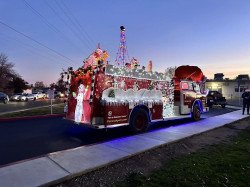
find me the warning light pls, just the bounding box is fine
[181,82,189,90]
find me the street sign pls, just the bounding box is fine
[47,89,55,100]
[47,89,55,114]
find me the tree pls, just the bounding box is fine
[34,81,45,89]
[56,78,67,92]
[49,83,56,89]
[0,53,28,94]
[0,53,14,92]
[8,77,28,93]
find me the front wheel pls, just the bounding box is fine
[192,105,201,121]
[129,108,149,133]
[3,99,8,104]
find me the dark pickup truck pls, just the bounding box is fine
[207,91,227,108]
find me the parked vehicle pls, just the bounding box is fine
[18,93,36,101]
[32,92,46,100]
[10,93,23,101]
[42,91,48,99]
[54,91,65,98]
[65,59,209,132]
[0,92,9,104]
[207,91,227,108]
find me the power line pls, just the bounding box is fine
[0,20,75,65]
[60,0,95,48]
[45,0,91,52]
[54,0,93,50]
[23,0,59,33]
[23,0,84,53]
[0,32,70,67]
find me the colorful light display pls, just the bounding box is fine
[62,26,208,128]
[115,26,130,66]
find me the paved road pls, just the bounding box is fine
[0,107,238,167]
[0,99,64,114]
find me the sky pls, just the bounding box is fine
[1,0,250,85]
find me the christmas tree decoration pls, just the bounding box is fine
[115,26,130,66]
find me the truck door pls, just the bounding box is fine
[180,81,193,115]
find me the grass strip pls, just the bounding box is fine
[0,104,64,118]
[116,129,250,187]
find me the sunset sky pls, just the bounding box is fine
[1,0,250,85]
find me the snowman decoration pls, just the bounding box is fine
[75,84,86,123]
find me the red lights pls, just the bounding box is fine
[181,82,189,90]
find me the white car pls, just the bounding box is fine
[10,93,24,101]
[18,93,36,101]
[32,92,46,99]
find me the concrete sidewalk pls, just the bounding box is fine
[0,110,248,187]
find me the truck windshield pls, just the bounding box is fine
[192,83,200,93]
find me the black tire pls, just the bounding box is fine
[221,104,226,108]
[3,99,8,104]
[33,97,36,101]
[192,104,201,121]
[129,108,149,133]
[25,98,28,102]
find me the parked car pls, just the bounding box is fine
[42,91,48,99]
[0,92,9,104]
[18,93,36,101]
[32,92,46,100]
[54,91,65,98]
[10,93,24,101]
[207,91,227,108]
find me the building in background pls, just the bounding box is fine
[206,74,250,99]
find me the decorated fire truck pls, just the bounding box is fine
[64,46,209,133]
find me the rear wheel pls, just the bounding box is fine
[129,108,149,133]
[192,104,201,121]
[3,99,8,104]
[221,104,226,108]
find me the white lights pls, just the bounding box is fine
[105,64,171,81]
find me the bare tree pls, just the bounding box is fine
[0,53,28,94]
[0,53,15,92]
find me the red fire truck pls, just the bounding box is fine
[65,60,209,133]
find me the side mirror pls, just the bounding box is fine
[204,89,209,96]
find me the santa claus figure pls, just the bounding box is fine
[75,84,86,123]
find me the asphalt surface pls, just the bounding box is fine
[0,99,64,114]
[0,107,238,167]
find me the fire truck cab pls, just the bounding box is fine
[65,63,209,133]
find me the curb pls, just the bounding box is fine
[0,114,65,122]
